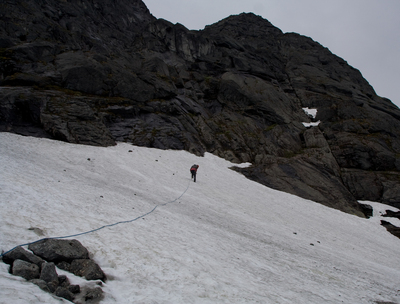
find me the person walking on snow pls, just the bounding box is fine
[190,164,199,182]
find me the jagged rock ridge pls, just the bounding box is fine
[1,0,400,216]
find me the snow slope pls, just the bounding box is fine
[1,132,400,304]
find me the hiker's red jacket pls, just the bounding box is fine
[190,165,199,172]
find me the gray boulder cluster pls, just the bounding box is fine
[1,0,400,217]
[2,239,105,303]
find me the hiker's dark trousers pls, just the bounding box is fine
[191,171,196,182]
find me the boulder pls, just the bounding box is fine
[70,259,106,282]
[74,286,104,304]
[58,274,70,287]
[2,246,45,267]
[68,284,81,294]
[28,239,89,262]
[11,259,40,280]
[55,286,75,302]
[56,261,71,272]
[39,262,59,284]
[30,279,51,293]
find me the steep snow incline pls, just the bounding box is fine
[1,132,400,304]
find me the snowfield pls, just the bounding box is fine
[1,132,400,304]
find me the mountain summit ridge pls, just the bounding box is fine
[1,0,400,215]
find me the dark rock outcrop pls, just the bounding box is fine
[381,220,400,239]
[1,0,400,215]
[383,210,400,219]
[359,203,374,218]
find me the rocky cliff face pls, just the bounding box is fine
[1,0,400,216]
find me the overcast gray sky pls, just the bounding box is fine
[143,0,400,108]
